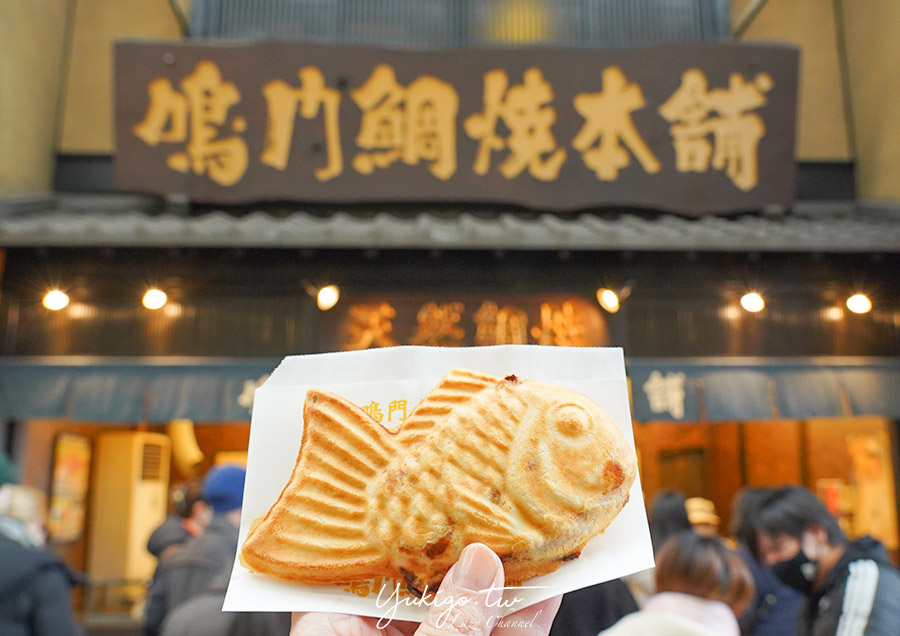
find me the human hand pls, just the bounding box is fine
[290,543,562,636]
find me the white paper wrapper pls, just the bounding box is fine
[224,345,653,622]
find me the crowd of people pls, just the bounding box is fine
[2,444,899,636]
[289,485,900,636]
[549,487,900,636]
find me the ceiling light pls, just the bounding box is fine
[740,292,765,313]
[846,293,872,314]
[316,284,340,311]
[823,306,844,321]
[596,288,620,313]
[43,290,69,311]
[143,288,168,310]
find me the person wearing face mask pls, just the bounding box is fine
[730,487,802,636]
[755,486,900,636]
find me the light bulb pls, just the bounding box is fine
[846,293,872,314]
[740,292,765,313]
[143,288,168,310]
[42,290,69,311]
[317,285,340,311]
[596,288,620,313]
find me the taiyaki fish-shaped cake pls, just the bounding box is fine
[240,368,637,594]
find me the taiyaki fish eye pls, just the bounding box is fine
[553,403,592,438]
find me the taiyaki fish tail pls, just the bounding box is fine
[240,389,396,583]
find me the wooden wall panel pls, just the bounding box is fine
[634,421,708,504]
[634,421,743,535]
[708,422,743,535]
[804,416,898,555]
[742,419,804,486]
[804,416,887,486]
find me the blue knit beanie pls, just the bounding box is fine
[203,464,246,513]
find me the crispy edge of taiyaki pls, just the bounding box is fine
[239,389,396,583]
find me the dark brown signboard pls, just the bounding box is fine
[115,40,798,215]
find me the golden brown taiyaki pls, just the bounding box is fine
[239,368,637,593]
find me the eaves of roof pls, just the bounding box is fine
[0,195,898,252]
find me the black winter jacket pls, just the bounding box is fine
[143,515,238,636]
[799,536,900,636]
[549,579,638,636]
[159,560,290,636]
[0,534,84,636]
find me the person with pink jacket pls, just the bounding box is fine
[600,531,755,636]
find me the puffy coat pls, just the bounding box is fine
[160,560,290,636]
[0,534,84,636]
[798,536,900,636]
[143,515,238,636]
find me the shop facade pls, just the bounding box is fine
[1,0,899,624]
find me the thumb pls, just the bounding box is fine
[415,543,504,636]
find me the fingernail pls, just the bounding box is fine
[453,543,500,592]
[530,596,563,632]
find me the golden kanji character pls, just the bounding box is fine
[343,302,398,350]
[261,67,342,181]
[657,69,712,173]
[409,302,465,347]
[473,301,529,345]
[659,69,772,191]
[388,400,407,422]
[530,301,587,346]
[132,79,187,145]
[342,580,372,597]
[464,68,566,180]
[352,65,458,180]
[133,61,248,186]
[362,401,384,422]
[572,66,661,180]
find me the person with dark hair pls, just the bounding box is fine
[143,465,246,636]
[730,487,802,636]
[601,531,755,636]
[626,490,694,606]
[159,559,290,636]
[146,480,211,563]
[755,485,900,636]
[142,480,212,635]
[649,491,694,552]
[143,464,290,636]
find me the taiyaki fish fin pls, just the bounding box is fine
[398,368,502,446]
[240,389,396,583]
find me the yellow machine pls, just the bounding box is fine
[87,431,170,584]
